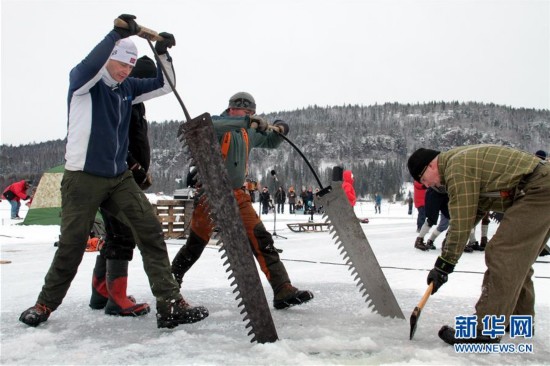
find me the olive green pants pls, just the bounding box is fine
[475,162,550,325]
[37,170,181,310]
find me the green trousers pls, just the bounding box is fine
[37,170,181,310]
[475,162,550,325]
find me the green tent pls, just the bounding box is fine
[22,165,64,225]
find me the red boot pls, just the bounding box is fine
[89,255,108,309]
[105,259,150,316]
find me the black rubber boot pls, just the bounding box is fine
[104,259,150,317]
[171,231,207,287]
[439,325,501,345]
[464,242,475,253]
[89,255,108,309]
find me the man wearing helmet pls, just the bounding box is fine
[171,92,314,310]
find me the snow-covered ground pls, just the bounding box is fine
[1,198,549,365]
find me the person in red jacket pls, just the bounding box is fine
[342,170,357,207]
[413,180,427,232]
[2,180,33,219]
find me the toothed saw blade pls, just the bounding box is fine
[315,183,405,319]
[180,113,279,343]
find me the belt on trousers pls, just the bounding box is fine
[480,189,515,199]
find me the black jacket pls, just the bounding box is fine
[259,191,271,204]
[127,103,150,172]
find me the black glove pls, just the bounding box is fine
[250,116,268,132]
[155,32,176,55]
[131,164,148,187]
[114,14,140,38]
[427,256,455,294]
[139,173,153,190]
[273,120,289,135]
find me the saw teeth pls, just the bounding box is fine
[184,118,279,342]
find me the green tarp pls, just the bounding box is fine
[22,165,64,226]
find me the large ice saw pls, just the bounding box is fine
[115,17,279,343]
[277,133,404,320]
[315,167,404,319]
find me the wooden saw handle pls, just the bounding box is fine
[114,18,164,42]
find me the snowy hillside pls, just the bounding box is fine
[1,199,549,365]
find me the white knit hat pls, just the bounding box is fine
[110,38,138,66]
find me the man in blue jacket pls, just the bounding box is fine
[20,14,208,329]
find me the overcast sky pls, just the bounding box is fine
[1,0,549,146]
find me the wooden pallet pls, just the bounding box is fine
[153,199,194,239]
[287,222,331,232]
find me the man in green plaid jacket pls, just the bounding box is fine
[408,144,549,345]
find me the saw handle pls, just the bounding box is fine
[114,18,164,42]
[266,124,285,134]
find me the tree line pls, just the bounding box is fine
[2,101,548,200]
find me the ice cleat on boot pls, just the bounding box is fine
[19,303,52,327]
[438,325,501,345]
[273,284,314,310]
[104,259,150,317]
[156,298,209,329]
[426,239,436,250]
[414,237,429,251]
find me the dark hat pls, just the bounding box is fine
[25,179,33,185]
[407,148,441,181]
[130,55,157,79]
[535,150,547,159]
[228,92,256,112]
